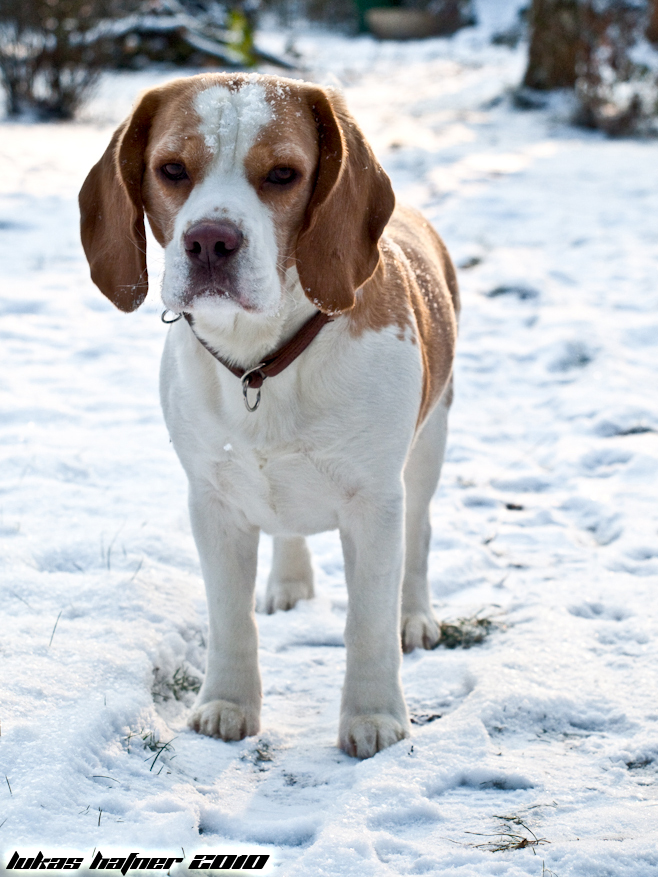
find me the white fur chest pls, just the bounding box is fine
[206,441,342,535]
[159,316,422,537]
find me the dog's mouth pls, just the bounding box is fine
[161,244,282,318]
[179,283,263,314]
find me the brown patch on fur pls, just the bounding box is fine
[348,241,414,341]
[294,87,396,315]
[243,98,319,282]
[79,100,153,312]
[236,75,396,314]
[348,205,459,425]
[79,77,207,311]
[142,81,213,246]
[442,375,454,409]
[240,77,396,314]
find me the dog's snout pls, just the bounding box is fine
[184,221,244,267]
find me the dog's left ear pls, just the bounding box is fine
[79,90,160,312]
[296,88,395,315]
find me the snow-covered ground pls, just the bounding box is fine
[2,7,658,876]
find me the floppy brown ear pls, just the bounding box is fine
[79,91,160,312]
[296,88,395,315]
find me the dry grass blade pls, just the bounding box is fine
[466,815,549,853]
[48,610,63,648]
[145,735,178,772]
[121,728,177,772]
[410,712,442,725]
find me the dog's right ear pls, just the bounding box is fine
[79,91,161,312]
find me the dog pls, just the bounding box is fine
[79,73,459,759]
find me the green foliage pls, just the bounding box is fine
[152,663,202,703]
[438,611,500,649]
[225,7,255,64]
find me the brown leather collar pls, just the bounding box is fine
[183,310,333,411]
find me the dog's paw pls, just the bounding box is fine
[265,579,313,614]
[188,700,259,741]
[401,611,440,653]
[339,714,410,759]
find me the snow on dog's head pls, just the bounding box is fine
[79,73,395,319]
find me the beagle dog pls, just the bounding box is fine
[79,73,459,759]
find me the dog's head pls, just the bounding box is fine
[79,74,395,320]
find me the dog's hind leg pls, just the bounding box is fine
[265,536,315,614]
[400,387,451,652]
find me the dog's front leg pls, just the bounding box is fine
[339,493,410,758]
[187,484,261,741]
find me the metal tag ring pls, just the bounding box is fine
[241,365,266,413]
[243,383,261,412]
[161,309,183,324]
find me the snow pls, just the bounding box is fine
[2,8,658,876]
[194,81,273,154]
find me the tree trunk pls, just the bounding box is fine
[523,0,581,90]
[648,0,658,43]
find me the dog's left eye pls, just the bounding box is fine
[266,167,297,185]
[161,163,188,181]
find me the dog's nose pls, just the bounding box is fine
[184,221,244,267]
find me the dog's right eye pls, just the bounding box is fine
[266,167,297,185]
[161,163,188,181]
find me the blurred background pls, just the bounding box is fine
[2,0,658,134]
